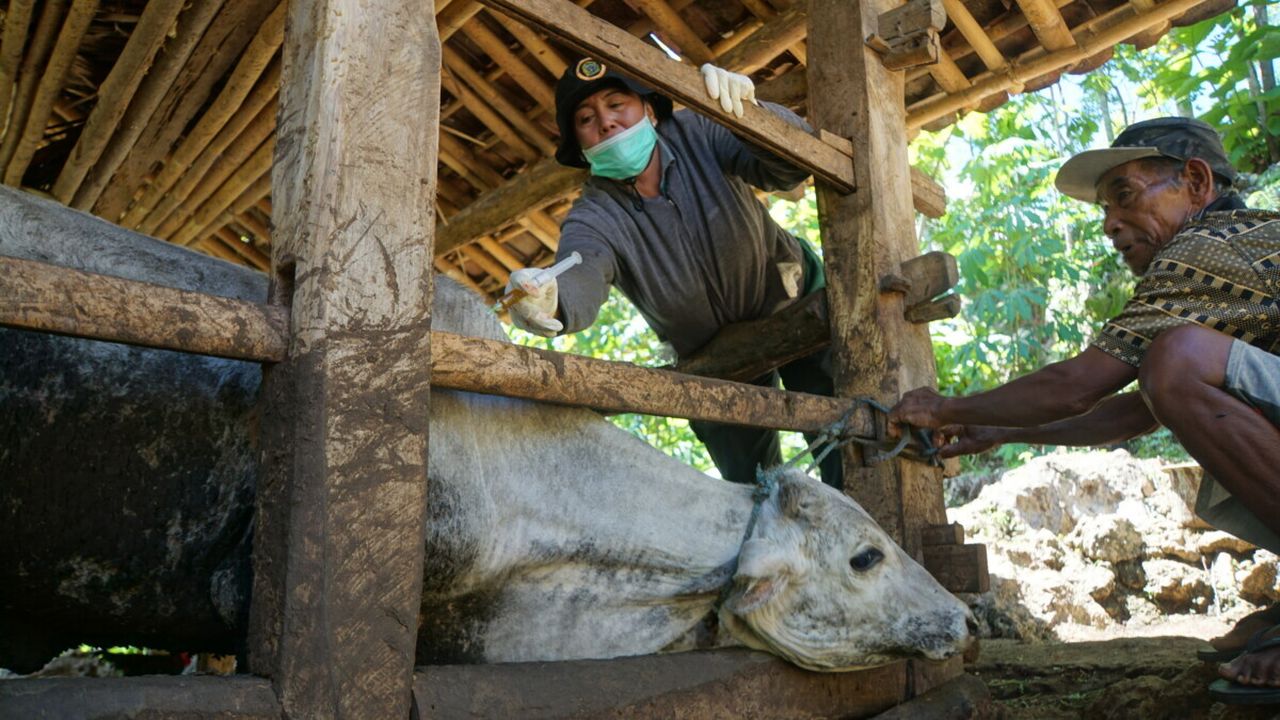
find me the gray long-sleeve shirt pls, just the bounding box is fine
[555,102,815,357]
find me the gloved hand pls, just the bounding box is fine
[506,268,563,337]
[700,63,757,118]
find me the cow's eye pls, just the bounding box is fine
[849,547,884,572]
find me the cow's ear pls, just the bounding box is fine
[733,539,791,613]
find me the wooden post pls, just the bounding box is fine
[807,0,948,559]
[246,1,441,719]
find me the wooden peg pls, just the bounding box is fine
[865,0,947,71]
[899,251,958,307]
[905,294,962,324]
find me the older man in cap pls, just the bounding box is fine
[889,117,1280,704]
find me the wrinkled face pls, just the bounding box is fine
[572,85,655,151]
[719,472,974,671]
[1096,160,1200,276]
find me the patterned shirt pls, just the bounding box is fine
[1092,209,1280,367]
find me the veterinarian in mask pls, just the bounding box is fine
[506,57,842,490]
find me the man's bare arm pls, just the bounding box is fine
[937,392,1159,458]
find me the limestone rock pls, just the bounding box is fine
[1238,554,1279,606]
[1068,515,1143,563]
[1143,559,1212,613]
[1198,531,1256,556]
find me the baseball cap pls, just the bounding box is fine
[554,57,673,168]
[1055,117,1237,203]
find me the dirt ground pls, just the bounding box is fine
[970,630,1279,719]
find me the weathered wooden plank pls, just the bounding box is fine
[432,330,875,434]
[920,522,965,546]
[905,294,961,324]
[899,251,958,307]
[868,673,995,720]
[675,290,828,382]
[414,649,910,719]
[51,0,186,204]
[922,544,990,594]
[809,0,948,570]
[0,255,287,361]
[244,1,440,719]
[477,0,856,192]
[0,676,281,720]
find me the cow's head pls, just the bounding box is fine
[718,470,974,671]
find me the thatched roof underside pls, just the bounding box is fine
[0,0,1236,305]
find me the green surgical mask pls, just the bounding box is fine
[583,118,658,180]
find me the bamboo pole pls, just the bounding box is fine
[458,246,511,285]
[442,47,555,155]
[907,0,1204,130]
[461,18,556,112]
[51,0,185,204]
[475,236,523,271]
[485,9,568,77]
[0,0,68,177]
[438,0,483,40]
[714,4,806,75]
[3,0,99,186]
[70,0,226,210]
[629,0,715,65]
[173,138,273,246]
[939,0,1006,71]
[441,65,539,163]
[435,256,488,297]
[0,0,36,139]
[120,1,285,230]
[909,0,1072,85]
[142,68,279,236]
[1013,0,1077,51]
[153,103,276,239]
[214,226,271,271]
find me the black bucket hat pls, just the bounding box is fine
[1056,117,1237,202]
[554,58,673,168]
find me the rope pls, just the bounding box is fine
[713,397,938,612]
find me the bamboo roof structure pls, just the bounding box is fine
[0,0,1237,306]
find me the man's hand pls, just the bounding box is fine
[700,64,756,118]
[934,424,1006,458]
[888,387,948,434]
[506,269,562,337]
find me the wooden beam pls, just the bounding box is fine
[436,157,585,256]
[120,0,286,230]
[431,331,877,434]
[0,0,36,143]
[2,0,98,187]
[910,166,947,218]
[0,255,288,361]
[91,0,279,222]
[908,0,1203,129]
[675,290,828,382]
[922,543,990,594]
[70,0,226,211]
[150,93,278,238]
[245,2,439,719]
[476,0,856,192]
[809,0,948,568]
[920,522,966,546]
[51,0,186,204]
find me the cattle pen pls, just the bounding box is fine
[0,0,1237,717]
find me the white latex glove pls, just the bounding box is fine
[700,63,757,118]
[506,268,562,337]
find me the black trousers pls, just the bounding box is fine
[689,348,843,490]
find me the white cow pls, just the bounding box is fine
[421,278,974,669]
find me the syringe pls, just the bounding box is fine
[492,251,583,313]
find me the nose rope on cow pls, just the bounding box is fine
[714,397,938,612]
